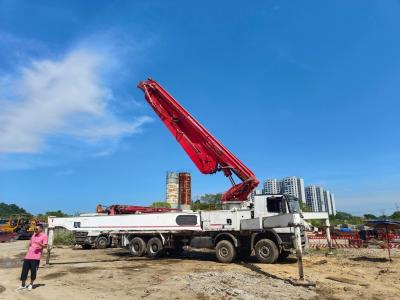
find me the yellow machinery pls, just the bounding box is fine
[0,215,37,235]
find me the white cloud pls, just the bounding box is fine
[0,48,151,154]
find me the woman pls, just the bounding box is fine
[16,224,48,291]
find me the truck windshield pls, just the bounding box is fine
[286,197,300,213]
[266,197,287,213]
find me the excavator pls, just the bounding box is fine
[0,215,37,239]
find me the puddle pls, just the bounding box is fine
[0,284,5,294]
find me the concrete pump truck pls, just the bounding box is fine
[48,79,308,263]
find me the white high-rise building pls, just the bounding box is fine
[329,192,336,216]
[262,177,336,213]
[282,176,306,203]
[263,179,282,194]
[305,186,319,212]
[263,177,305,203]
[315,186,326,212]
[324,190,332,214]
[297,178,306,204]
[306,186,336,215]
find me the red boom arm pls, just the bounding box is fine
[138,79,259,203]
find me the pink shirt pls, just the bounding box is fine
[25,232,48,260]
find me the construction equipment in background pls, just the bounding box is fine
[0,215,37,239]
[0,231,19,242]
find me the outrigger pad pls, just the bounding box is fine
[287,278,316,287]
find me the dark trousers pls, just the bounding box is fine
[20,259,40,282]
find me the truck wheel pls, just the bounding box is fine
[278,250,291,261]
[129,237,147,257]
[255,239,279,263]
[215,240,236,263]
[95,236,108,249]
[146,237,164,258]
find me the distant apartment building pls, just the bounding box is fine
[324,191,336,216]
[305,186,319,212]
[315,186,326,212]
[263,179,282,194]
[282,177,306,204]
[306,185,336,215]
[263,176,305,203]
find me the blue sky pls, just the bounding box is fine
[0,1,399,215]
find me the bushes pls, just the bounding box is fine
[53,230,74,246]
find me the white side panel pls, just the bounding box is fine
[263,213,302,228]
[48,212,201,232]
[200,210,251,231]
[302,212,329,220]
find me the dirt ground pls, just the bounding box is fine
[0,241,399,300]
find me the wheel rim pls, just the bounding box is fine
[219,247,229,258]
[259,245,270,258]
[134,243,139,251]
[151,244,158,252]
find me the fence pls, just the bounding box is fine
[307,234,400,249]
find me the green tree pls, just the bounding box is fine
[191,200,222,211]
[191,193,223,211]
[377,214,388,220]
[364,214,377,220]
[390,211,400,221]
[44,210,70,217]
[199,193,223,204]
[0,202,31,217]
[300,202,310,212]
[36,210,71,221]
[150,202,171,208]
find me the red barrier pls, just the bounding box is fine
[307,234,400,249]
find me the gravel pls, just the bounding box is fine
[176,271,317,300]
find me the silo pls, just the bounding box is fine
[166,172,179,206]
[179,172,191,206]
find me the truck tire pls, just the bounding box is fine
[255,239,279,263]
[215,240,236,263]
[146,237,164,258]
[95,236,108,249]
[129,237,147,257]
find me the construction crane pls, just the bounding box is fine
[138,78,259,203]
